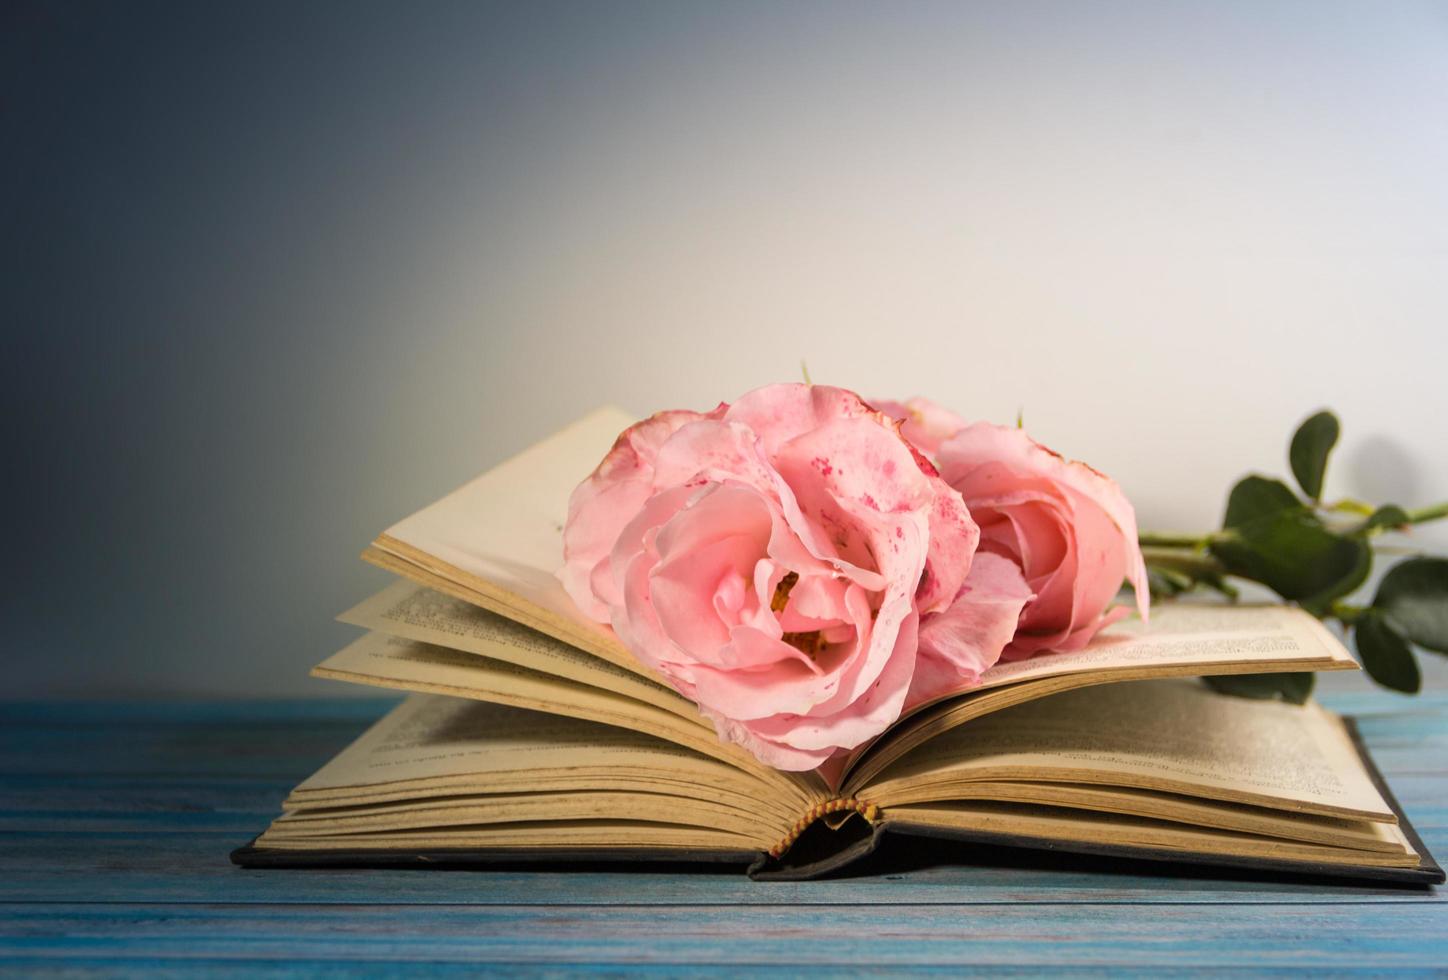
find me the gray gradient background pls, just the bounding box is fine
[6,0,1447,699]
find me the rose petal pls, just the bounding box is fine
[651,419,778,496]
[915,481,978,616]
[651,533,761,664]
[938,422,1149,621]
[909,553,1035,706]
[872,396,970,458]
[777,571,851,633]
[559,408,719,620]
[726,623,827,674]
[724,384,879,457]
[700,712,837,771]
[688,579,880,721]
[559,382,1004,770]
[742,610,920,752]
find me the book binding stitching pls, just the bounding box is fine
[768,797,880,859]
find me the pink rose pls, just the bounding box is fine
[933,420,1150,658]
[871,397,969,459]
[560,384,1025,770]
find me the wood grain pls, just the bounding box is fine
[1,692,1444,971]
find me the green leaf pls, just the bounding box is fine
[1373,557,1448,653]
[1222,475,1302,530]
[1203,672,1315,704]
[1359,504,1410,533]
[1354,614,1421,693]
[1209,508,1370,603]
[1288,410,1339,502]
[1299,535,1373,617]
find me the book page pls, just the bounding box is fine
[268,789,775,842]
[311,632,824,808]
[871,779,1405,852]
[370,407,639,668]
[885,802,1417,868]
[280,784,794,832]
[255,820,764,854]
[274,694,788,849]
[864,679,1395,820]
[293,693,723,791]
[973,603,1355,692]
[339,581,695,719]
[978,605,1349,689]
[842,602,1358,789]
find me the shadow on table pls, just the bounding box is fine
[251,834,1435,894]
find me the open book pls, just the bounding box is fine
[233,409,1443,883]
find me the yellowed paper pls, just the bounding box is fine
[369,407,639,670]
[339,581,696,719]
[310,641,824,806]
[842,603,1358,788]
[256,820,763,853]
[291,694,722,792]
[267,790,775,843]
[865,679,1395,820]
[887,802,1417,867]
[868,780,1404,852]
[974,603,1355,692]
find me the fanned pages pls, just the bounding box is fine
[366,407,641,674]
[337,582,694,719]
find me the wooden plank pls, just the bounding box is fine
[0,961,1045,979]
[0,694,1445,970]
[0,774,298,813]
[0,776,294,834]
[1317,689,1448,712]
[0,831,1443,907]
[0,959,1256,978]
[0,723,373,780]
[3,902,1447,969]
[0,694,1444,909]
[0,699,393,781]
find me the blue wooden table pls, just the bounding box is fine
[3,687,1445,975]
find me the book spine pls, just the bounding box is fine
[768,797,880,859]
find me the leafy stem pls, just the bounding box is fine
[1141,546,1227,577]
[1138,532,1215,550]
[1140,406,1446,702]
[1329,602,1369,625]
[1405,501,1448,525]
